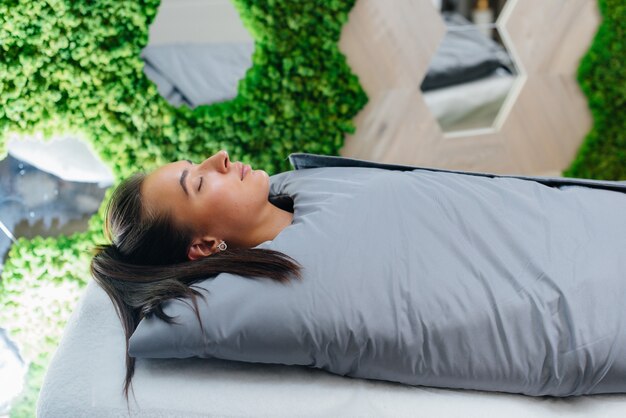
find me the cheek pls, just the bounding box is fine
[199,185,238,217]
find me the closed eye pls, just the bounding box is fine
[198,176,203,192]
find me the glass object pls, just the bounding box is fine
[0,136,112,270]
[421,0,519,135]
[142,0,255,108]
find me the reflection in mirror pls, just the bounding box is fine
[0,136,113,270]
[422,0,518,135]
[142,0,255,108]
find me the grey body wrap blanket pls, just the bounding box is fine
[129,154,626,397]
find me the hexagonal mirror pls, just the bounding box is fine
[0,135,113,271]
[141,0,255,108]
[422,0,519,135]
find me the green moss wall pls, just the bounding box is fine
[0,0,623,415]
[0,1,367,415]
[564,0,626,180]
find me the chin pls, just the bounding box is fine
[261,170,270,185]
[250,168,269,184]
[258,169,270,181]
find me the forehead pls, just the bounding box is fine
[142,160,189,207]
[151,160,187,181]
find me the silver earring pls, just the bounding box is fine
[217,241,227,251]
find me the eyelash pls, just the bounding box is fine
[197,177,203,192]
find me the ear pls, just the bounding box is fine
[187,237,219,261]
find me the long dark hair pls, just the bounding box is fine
[90,172,302,408]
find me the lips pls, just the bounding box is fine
[242,164,251,180]
[240,163,251,180]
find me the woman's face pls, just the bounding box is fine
[141,150,270,246]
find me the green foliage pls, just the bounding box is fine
[564,0,626,180]
[0,0,366,178]
[0,234,92,417]
[1,0,622,414]
[0,233,94,359]
[0,0,366,415]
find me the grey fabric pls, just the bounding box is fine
[288,152,626,194]
[141,43,254,108]
[420,12,515,91]
[129,155,626,397]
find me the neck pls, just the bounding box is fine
[239,203,294,248]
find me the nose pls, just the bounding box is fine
[197,150,229,173]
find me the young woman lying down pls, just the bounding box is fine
[91,150,626,408]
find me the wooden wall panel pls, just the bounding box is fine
[338,0,601,176]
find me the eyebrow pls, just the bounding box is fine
[179,160,193,196]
